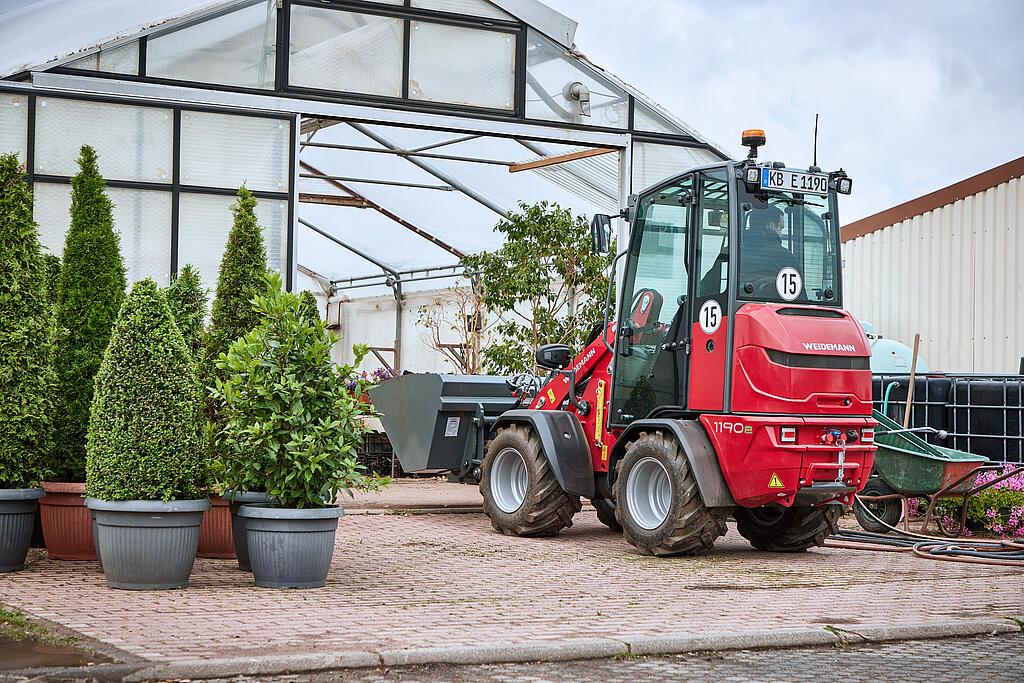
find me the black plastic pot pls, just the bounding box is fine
[0,488,44,572]
[225,491,274,571]
[239,505,343,589]
[85,498,210,590]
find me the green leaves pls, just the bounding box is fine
[165,264,208,361]
[210,272,388,509]
[0,153,53,488]
[462,201,614,375]
[84,279,206,501]
[50,146,127,482]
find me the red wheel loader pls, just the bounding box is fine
[370,130,876,556]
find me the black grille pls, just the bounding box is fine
[766,348,869,370]
[777,307,846,319]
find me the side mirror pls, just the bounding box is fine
[535,344,572,371]
[590,214,611,255]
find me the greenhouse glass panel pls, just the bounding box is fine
[289,7,404,98]
[410,0,514,20]
[631,141,720,190]
[35,98,173,183]
[0,93,27,161]
[64,41,139,75]
[179,111,290,192]
[525,29,628,128]
[147,0,277,90]
[32,183,172,284]
[177,193,288,290]
[408,22,515,110]
[633,102,685,135]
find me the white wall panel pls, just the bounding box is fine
[842,176,1023,373]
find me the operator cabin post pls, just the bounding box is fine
[371,128,875,557]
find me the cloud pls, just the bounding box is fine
[548,0,1024,220]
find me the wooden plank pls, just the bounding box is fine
[508,147,616,173]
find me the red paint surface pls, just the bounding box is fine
[688,319,727,411]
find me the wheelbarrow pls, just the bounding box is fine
[853,410,1016,536]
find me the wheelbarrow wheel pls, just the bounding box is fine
[735,504,841,552]
[853,479,903,533]
[592,498,622,532]
[480,424,581,537]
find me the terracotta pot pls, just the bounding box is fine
[197,495,235,559]
[39,482,96,561]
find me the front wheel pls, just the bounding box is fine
[479,424,581,537]
[735,504,841,552]
[613,431,729,556]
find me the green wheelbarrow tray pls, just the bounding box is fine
[872,411,988,496]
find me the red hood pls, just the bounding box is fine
[733,304,870,356]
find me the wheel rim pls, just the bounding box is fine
[626,457,673,530]
[747,505,786,526]
[491,447,529,513]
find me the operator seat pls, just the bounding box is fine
[629,288,663,342]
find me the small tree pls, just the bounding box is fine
[51,146,126,482]
[462,201,613,375]
[298,290,320,324]
[211,272,386,508]
[0,154,53,488]
[43,254,60,305]
[165,264,208,360]
[202,186,268,386]
[415,279,490,375]
[85,279,205,502]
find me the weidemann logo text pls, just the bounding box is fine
[803,342,857,352]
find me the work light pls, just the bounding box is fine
[837,177,853,194]
[745,167,760,184]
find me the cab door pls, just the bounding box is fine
[610,176,694,425]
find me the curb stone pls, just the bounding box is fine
[13,619,1021,681]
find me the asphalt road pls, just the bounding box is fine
[217,633,1023,683]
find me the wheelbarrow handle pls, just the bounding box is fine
[876,426,948,439]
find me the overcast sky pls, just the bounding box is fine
[545,0,1024,222]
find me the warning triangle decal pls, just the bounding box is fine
[768,473,785,488]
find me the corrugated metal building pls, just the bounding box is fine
[841,157,1024,373]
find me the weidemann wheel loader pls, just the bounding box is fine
[370,129,877,556]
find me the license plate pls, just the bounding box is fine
[760,168,829,196]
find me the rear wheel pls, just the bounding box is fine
[613,431,729,556]
[853,479,903,533]
[479,424,581,537]
[735,504,841,552]
[592,498,622,532]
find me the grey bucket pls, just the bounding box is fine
[0,488,44,572]
[86,498,210,590]
[225,491,274,571]
[90,509,102,571]
[239,505,343,589]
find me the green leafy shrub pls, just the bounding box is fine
[0,154,53,489]
[51,146,126,482]
[202,186,267,385]
[298,290,319,323]
[932,465,1024,537]
[211,272,387,508]
[85,279,206,501]
[165,264,208,360]
[43,254,60,304]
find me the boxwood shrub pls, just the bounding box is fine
[85,279,205,502]
[165,263,207,361]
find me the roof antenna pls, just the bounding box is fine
[811,114,820,172]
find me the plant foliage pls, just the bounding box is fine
[85,279,206,501]
[211,272,387,508]
[165,264,208,360]
[462,201,614,374]
[932,465,1024,538]
[0,154,53,489]
[298,290,319,324]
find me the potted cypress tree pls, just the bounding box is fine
[0,154,53,572]
[212,272,386,589]
[85,279,208,590]
[203,187,272,570]
[42,146,126,561]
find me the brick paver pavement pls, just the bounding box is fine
[0,510,1020,663]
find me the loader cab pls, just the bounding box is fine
[608,151,850,426]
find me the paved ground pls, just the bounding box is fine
[218,633,1024,682]
[346,479,482,511]
[0,485,1020,666]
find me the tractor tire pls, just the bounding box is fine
[479,424,581,537]
[735,504,841,552]
[853,479,903,533]
[592,498,622,532]
[613,431,729,556]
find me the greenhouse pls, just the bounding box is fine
[0,0,725,370]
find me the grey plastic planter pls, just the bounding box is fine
[85,498,210,590]
[0,488,44,573]
[90,509,102,571]
[239,505,344,589]
[225,491,274,571]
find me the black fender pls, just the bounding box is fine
[608,419,735,508]
[492,409,594,498]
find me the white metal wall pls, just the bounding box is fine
[842,176,1024,373]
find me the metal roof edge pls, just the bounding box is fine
[841,155,1024,243]
[489,0,577,48]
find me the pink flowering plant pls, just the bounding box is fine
[933,464,1024,538]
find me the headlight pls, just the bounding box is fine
[745,167,760,184]
[836,177,853,195]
